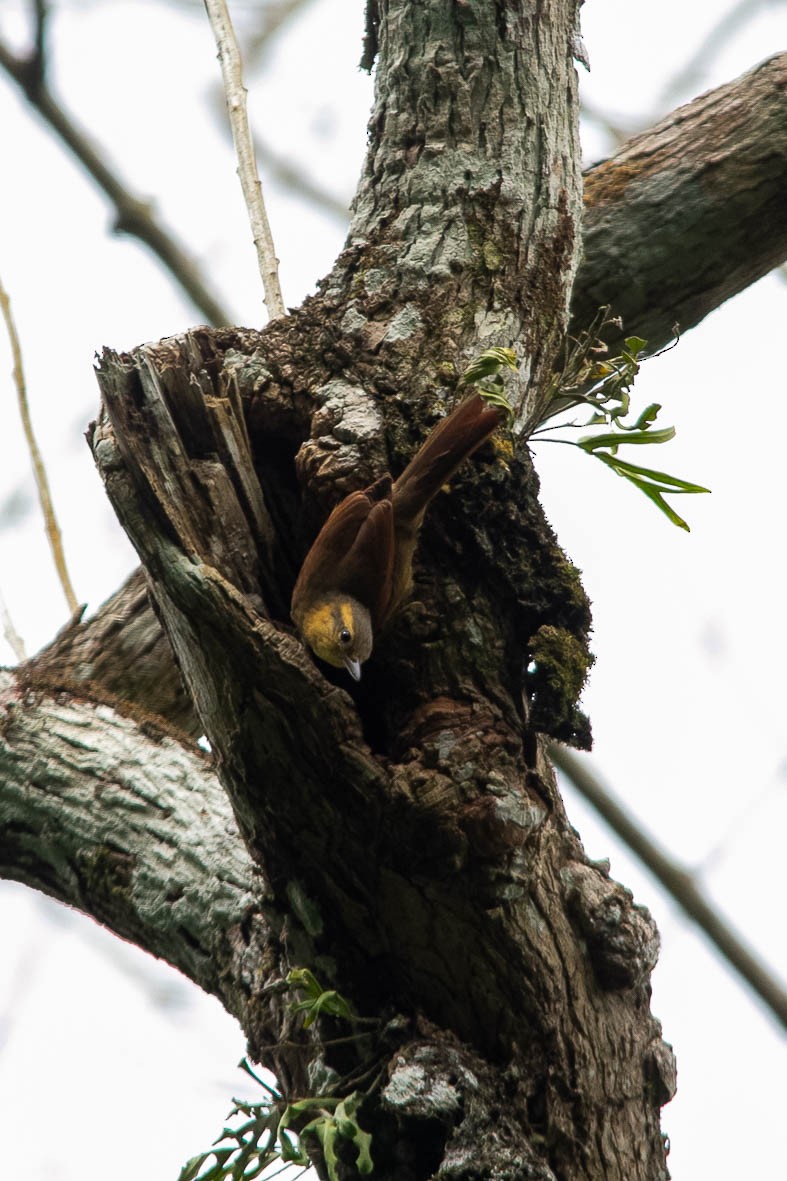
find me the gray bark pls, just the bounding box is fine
[30,52,787,739]
[574,52,787,353]
[82,2,671,1179]
[14,6,787,1181]
[0,669,268,1028]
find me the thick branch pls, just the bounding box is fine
[30,567,199,737]
[573,53,787,351]
[0,668,267,1026]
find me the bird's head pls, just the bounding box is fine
[299,595,373,681]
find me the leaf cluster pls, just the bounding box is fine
[459,346,518,422]
[180,1062,372,1181]
[535,309,709,530]
[179,973,373,1181]
[286,967,356,1028]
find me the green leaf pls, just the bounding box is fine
[477,386,514,422]
[354,1130,375,1174]
[178,1156,208,1181]
[287,969,356,1026]
[303,1117,340,1181]
[590,451,709,530]
[281,1097,336,1126]
[632,402,661,430]
[578,426,676,452]
[278,1127,309,1166]
[459,347,518,386]
[457,347,518,424]
[598,452,711,493]
[624,335,647,356]
[286,968,322,999]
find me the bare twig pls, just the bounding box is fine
[550,742,787,1029]
[0,586,26,661]
[0,273,79,616]
[204,0,286,320]
[0,30,233,327]
[32,0,48,77]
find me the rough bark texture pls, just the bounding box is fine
[80,3,675,1179]
[29,567,196,735]
[574,52,787,353]
[30,53,787,739]
[0,669,266,1020]
[17,5,787,1181]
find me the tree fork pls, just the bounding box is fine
[78,3,675,1178]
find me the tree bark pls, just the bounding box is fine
[29,52,787,742]
[81,3,674,1179]
[18,6,787,1181]
[0,669,266,1024]
[574,52,787,352]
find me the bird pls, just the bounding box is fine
[291,391,505,679]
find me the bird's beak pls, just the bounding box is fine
[344,657,362,681]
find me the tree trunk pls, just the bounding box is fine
[19,7,787,1181]
[83,3,675,1179]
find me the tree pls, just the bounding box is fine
[1,3,786,1179]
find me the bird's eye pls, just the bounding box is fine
[339,627,352,645]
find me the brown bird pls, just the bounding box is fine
[291,392,504,679]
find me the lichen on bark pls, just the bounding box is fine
[8,3,682,1179]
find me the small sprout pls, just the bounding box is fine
[287,967,356,1027]
[459,346,518,423]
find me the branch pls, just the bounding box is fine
[573,53,787,352]
[204,0,286,320]
[0,586,26,661]
[28,565,199,736]
[0,271,79,615]
[550,743,787,1029]
[657,0,763,109]
[0,668,267,1024]
[0,31,233,328]
[245,0,319,60]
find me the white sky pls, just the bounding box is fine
[1,1,786,1178]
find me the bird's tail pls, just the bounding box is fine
[392,392,504,527]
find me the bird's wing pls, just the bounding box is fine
[291,477,395,627]
[335,496,395,628]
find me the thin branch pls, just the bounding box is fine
[0,33,233,328]
[204,0,286,321]
[0,586,26,661]
[0,272,79,615]
[550,742,787,1030]
[205,93,349,223]
[32,0,48,79]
